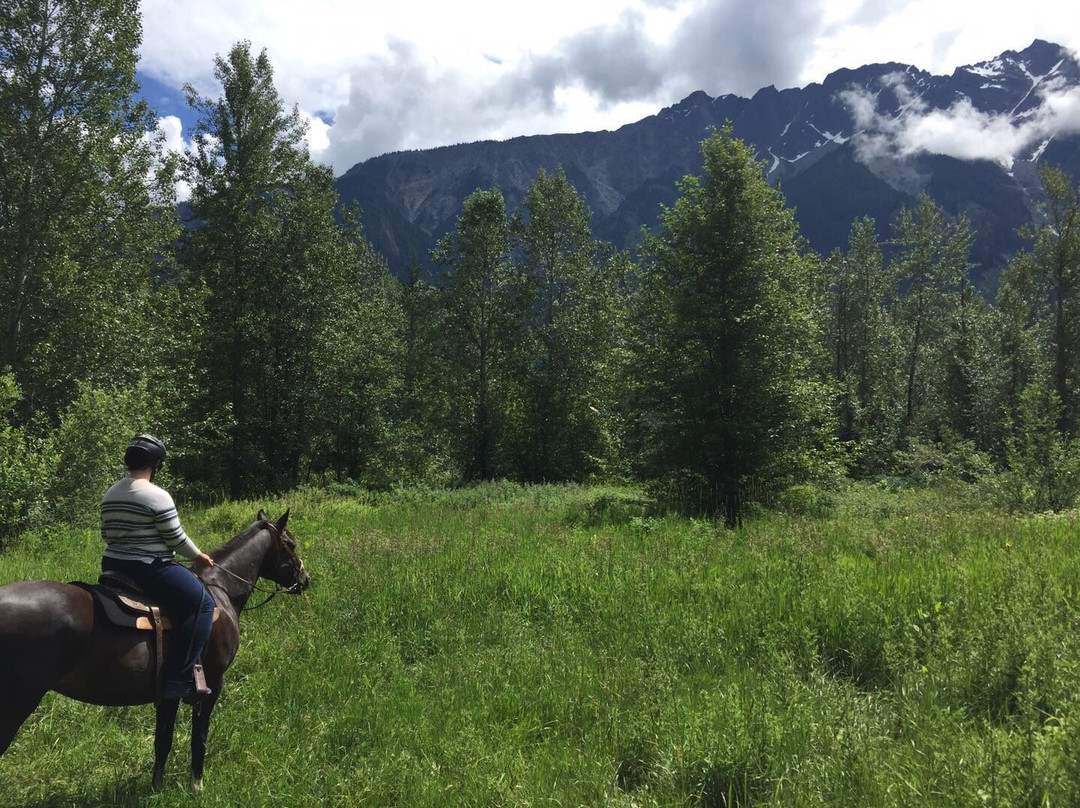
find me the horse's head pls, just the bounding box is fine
[256,509,310,594]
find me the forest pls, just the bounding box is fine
[3,0,1080,544]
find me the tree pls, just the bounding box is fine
[309,206,406,488]
[940,273,998,450]
[994,250,1052,457]
[1013,166,1080,433]
[396,255,455,483]
[991,166,1080,502]
[888,194,974,443]
[0,0,180,418]
[824,217,902,471]
[432,189,523,480]
[181,42,402,495]
[633,126,834,523]
[508,167,626,481]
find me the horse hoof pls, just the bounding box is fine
[191,775,204,793]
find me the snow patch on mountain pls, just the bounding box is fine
[966,60,1005,78]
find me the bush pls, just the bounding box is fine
[0,374,56,544]
[46,384,154,525]
[776,483,836,518]
[995,381,1080,512]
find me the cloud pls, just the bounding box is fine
[840,74,1080,170]
[301,112,331,157]
[321,0,833,170]
[137,0,1080,173]
[503,0,828,107]
[542,10,666,103]
[668,0,827,97]
[152,115,193,202]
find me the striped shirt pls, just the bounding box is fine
[101,477,202,562]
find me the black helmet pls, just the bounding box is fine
[125,434,167,469]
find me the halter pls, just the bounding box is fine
[204,521,307,611]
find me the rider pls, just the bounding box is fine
[100,434,216,702]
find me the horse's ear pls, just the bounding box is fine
[258,509,269,522]
[275,509,290,533]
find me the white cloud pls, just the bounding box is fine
[804,0,1080,89]
[840,76,1080,171]
[156,115,187,155]
[137,0,1080,173]
[148,115,193,202]
[301,112,331,157]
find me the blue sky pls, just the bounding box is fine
[136,72,193,131]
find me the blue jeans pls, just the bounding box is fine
[101,557,216,693]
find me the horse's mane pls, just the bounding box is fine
[210,520,272,562]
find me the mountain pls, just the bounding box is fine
[335,40,1080,292]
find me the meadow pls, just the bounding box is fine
[2,481,1080,807]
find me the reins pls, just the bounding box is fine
[210,565,287,611]
[201,521,306,612]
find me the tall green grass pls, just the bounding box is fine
[3,482,1080,806]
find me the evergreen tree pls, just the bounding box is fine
[633,126,833,523]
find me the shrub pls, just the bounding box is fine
[0,374,56,544]
[776,483,836,518]
[46,384,154,525]
[995,381,1080,512]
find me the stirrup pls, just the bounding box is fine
[182,664,212,705]
[193,663,210,696]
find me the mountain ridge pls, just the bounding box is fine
[335,39,1080,291]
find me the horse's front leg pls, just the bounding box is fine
[190,681,222,792]
[152,698,181,788]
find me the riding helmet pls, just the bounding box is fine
[127,433,167,465]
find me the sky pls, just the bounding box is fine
[137,0,1080,178]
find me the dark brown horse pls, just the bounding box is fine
[0,508,309,791]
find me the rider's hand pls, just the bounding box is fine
[194,552,215,568]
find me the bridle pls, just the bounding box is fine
[206,520,307,611]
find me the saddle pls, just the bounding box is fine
[86,570,220,631]
[70,572,219,704]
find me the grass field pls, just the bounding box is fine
[3,481,1080,807]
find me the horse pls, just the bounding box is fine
[0,508,310,791]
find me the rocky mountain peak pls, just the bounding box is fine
[335,40,1080,292]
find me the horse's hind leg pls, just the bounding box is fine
[0,688,46,755]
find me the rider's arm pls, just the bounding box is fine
[150,488,204,562]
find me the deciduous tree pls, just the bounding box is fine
[0,0,179,417]
[432,189,523,480]
[182,42,403,495]
[508,167,626,481]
